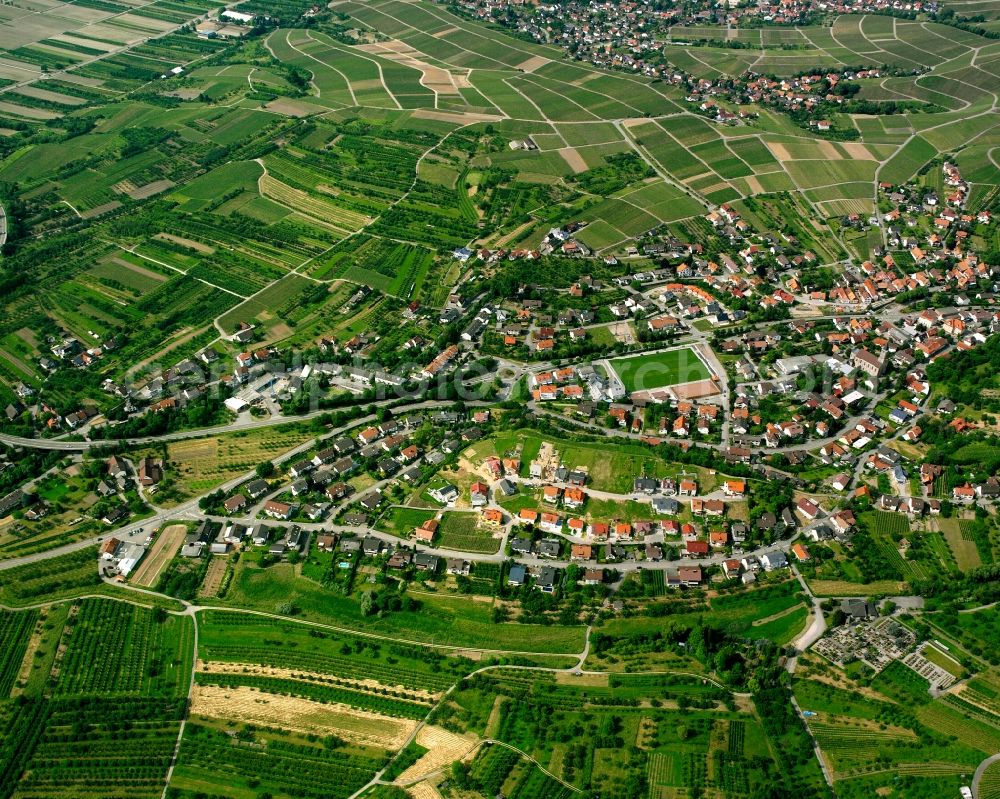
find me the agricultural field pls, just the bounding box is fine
[0,609,37,698]
[214,559,586,653]
[375,506,438,538]
[136,423,322,504]
[437,663,827,798]
[53,598,193,697]
[0,1,999,799]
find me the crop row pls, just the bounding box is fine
[810,723,912,752]
[260,174,371,232]
[176,724,379,799]
[197,642,455,691]
[54,599,182,698]
[194,672,431,719]
[470,744,521,796]
[509,764,574,799]
[728,719,745,756]
[0,547,98,604]
[0,609,37,696]
[0,699,50,799]
[162,213,329,264]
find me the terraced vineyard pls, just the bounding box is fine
[260,173,372,233]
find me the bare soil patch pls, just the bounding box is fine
[396,725,479,784]
[80,201,121,219]
[190,684,418,748]
[15,327,39,350]
[609,321,635,344]
[0,101,57,120]
[840,141,873,159]
[682,170,715,185]
[131,523,187,588]
[407,783,444,799]
[621,118,652,129]
[128,179,174,200]
[154,232,215,254]
[264,98,317,117]
[557,146,588,174]
[766,141,792,162]
[816,141,842,160]
[412,108,501,124]
[671,378,722,401]
[198,557,228,598]
[516,55,550,73]
[696,181,731,195]
[15,85,87,105]
[112,257,167,283]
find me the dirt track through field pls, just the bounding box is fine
[131,524,186,588]
[190,684,418,748]
[357,40,461,94]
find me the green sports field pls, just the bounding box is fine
[609,347,711,393]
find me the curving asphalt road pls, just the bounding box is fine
[973,752,1000,799]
